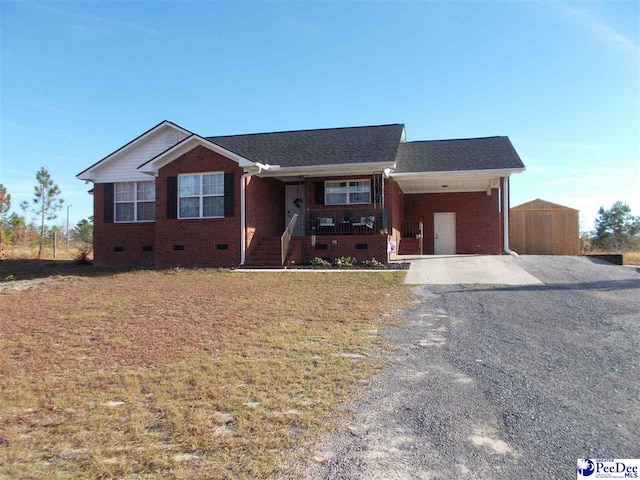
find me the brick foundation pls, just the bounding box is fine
[287,235,388,265]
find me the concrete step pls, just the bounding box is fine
[249,249,280,256]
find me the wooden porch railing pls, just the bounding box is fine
[281,214,298,265]
[402,221,424,253]
[402,221,422,238]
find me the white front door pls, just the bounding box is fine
[434,212,456,255]
[285,184,305,236]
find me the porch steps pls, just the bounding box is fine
[244,236,282,267]
[398,238,421,255]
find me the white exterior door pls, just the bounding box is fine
[285,184,305,236]
[434,212,456,255]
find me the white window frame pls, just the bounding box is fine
[178,172,225,219]
[114,181,155,223]
[324,179,372,205]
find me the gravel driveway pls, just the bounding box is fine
[303,256,640,479]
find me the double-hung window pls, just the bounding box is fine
[115,181,155,222]
[178,173,224,219]
[325,179,371,205]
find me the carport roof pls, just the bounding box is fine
[394,136,525,173]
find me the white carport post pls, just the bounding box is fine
[502,175,519,257]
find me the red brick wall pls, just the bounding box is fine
[245,176,285,255]
[154,145,244,267]
[385,178,404,246]
[287,235,388,265]
[93,183,155,266]
[403,190,502,254]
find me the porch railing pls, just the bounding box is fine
[402,221,423,239]
[402,220,424,254]
[306,207,387,235]
[281,213,298,265]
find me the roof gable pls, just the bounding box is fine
[512,199,579,211]
[76,121,191,181]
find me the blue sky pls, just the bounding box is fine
[1,1,638,230]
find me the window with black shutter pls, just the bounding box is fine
[166,176,178,219]
[315,181,325,205]
[224,173,235,217]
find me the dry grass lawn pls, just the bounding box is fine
[0,267,409,479]
[624,252,640,265]
[1,246,85,261]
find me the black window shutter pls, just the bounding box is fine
[315,181,325,205]
[166,176,178,219]
[224,173,235,217]
[103,183,114,223]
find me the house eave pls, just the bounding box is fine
[259,161,395,178]
[390,167,525,178]
[390,168,523,194]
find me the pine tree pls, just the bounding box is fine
[21,168,64,258]
[593,201,640,251]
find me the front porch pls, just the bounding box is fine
[243,173,391,267]
[242,168,510,267]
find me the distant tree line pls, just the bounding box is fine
[581,201,640,253]
[0,168,93,259]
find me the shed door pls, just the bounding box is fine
[434,212,456,255]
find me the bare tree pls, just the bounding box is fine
[0,184,10,223]
[21,168,64,258]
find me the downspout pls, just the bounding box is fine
[240,165,263,266]
[502,174,519,257]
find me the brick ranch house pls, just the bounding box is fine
[76,121,525,267]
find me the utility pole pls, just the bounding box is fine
[66,204,72,250]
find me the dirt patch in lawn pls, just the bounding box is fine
[0,268,409,479]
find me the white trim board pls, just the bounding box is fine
[260,161,393,178]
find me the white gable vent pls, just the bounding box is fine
[165,132,179,146]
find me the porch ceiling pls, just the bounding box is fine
[393,172,501,194]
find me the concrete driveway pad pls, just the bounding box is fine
[401,254,542,285]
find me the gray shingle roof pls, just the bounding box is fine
[394,136,525,173]
[207,124,405,168]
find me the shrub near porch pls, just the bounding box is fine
[0,268,409,479]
